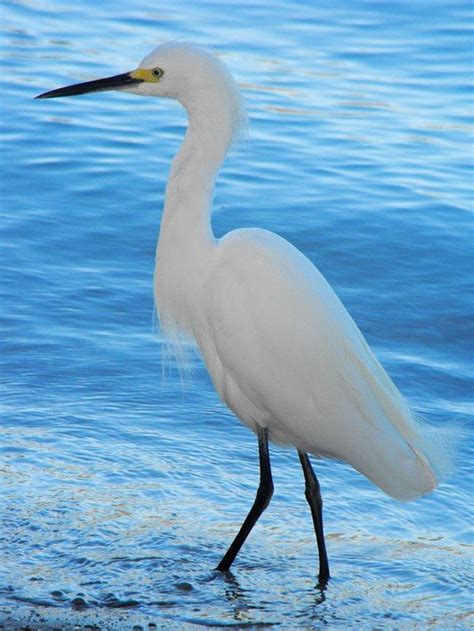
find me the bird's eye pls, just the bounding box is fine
[152,68,164,79]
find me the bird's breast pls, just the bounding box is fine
[153,234,215,339]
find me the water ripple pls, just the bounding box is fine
[1,0,472,628]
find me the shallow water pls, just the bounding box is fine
[1,0,473,628]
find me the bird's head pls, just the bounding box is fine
[36,42,246,153]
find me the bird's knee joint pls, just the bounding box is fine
[305,484,322,506]
[256,481,274,508]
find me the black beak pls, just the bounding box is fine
[35,72,143,99]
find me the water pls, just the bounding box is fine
[1,0,473,628]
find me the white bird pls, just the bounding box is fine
[36,43,448,586]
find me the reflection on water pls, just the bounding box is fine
[1,0,473,628]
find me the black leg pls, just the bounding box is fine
[298,451,330,586]
[216,425,274,572]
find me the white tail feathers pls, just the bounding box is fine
[410,413,458,483]
[366,410,457,502]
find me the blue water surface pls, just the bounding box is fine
[1,0,473,628]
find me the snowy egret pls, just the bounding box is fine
[36,43,448,585]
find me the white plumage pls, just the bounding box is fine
[148,44,443,501]
[36,42,449,582]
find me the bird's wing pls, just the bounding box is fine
[204,228,438,500]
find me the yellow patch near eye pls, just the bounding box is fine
[130,68,161,83]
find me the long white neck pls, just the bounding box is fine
[160,127,217,246]
[155,84,242,337]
